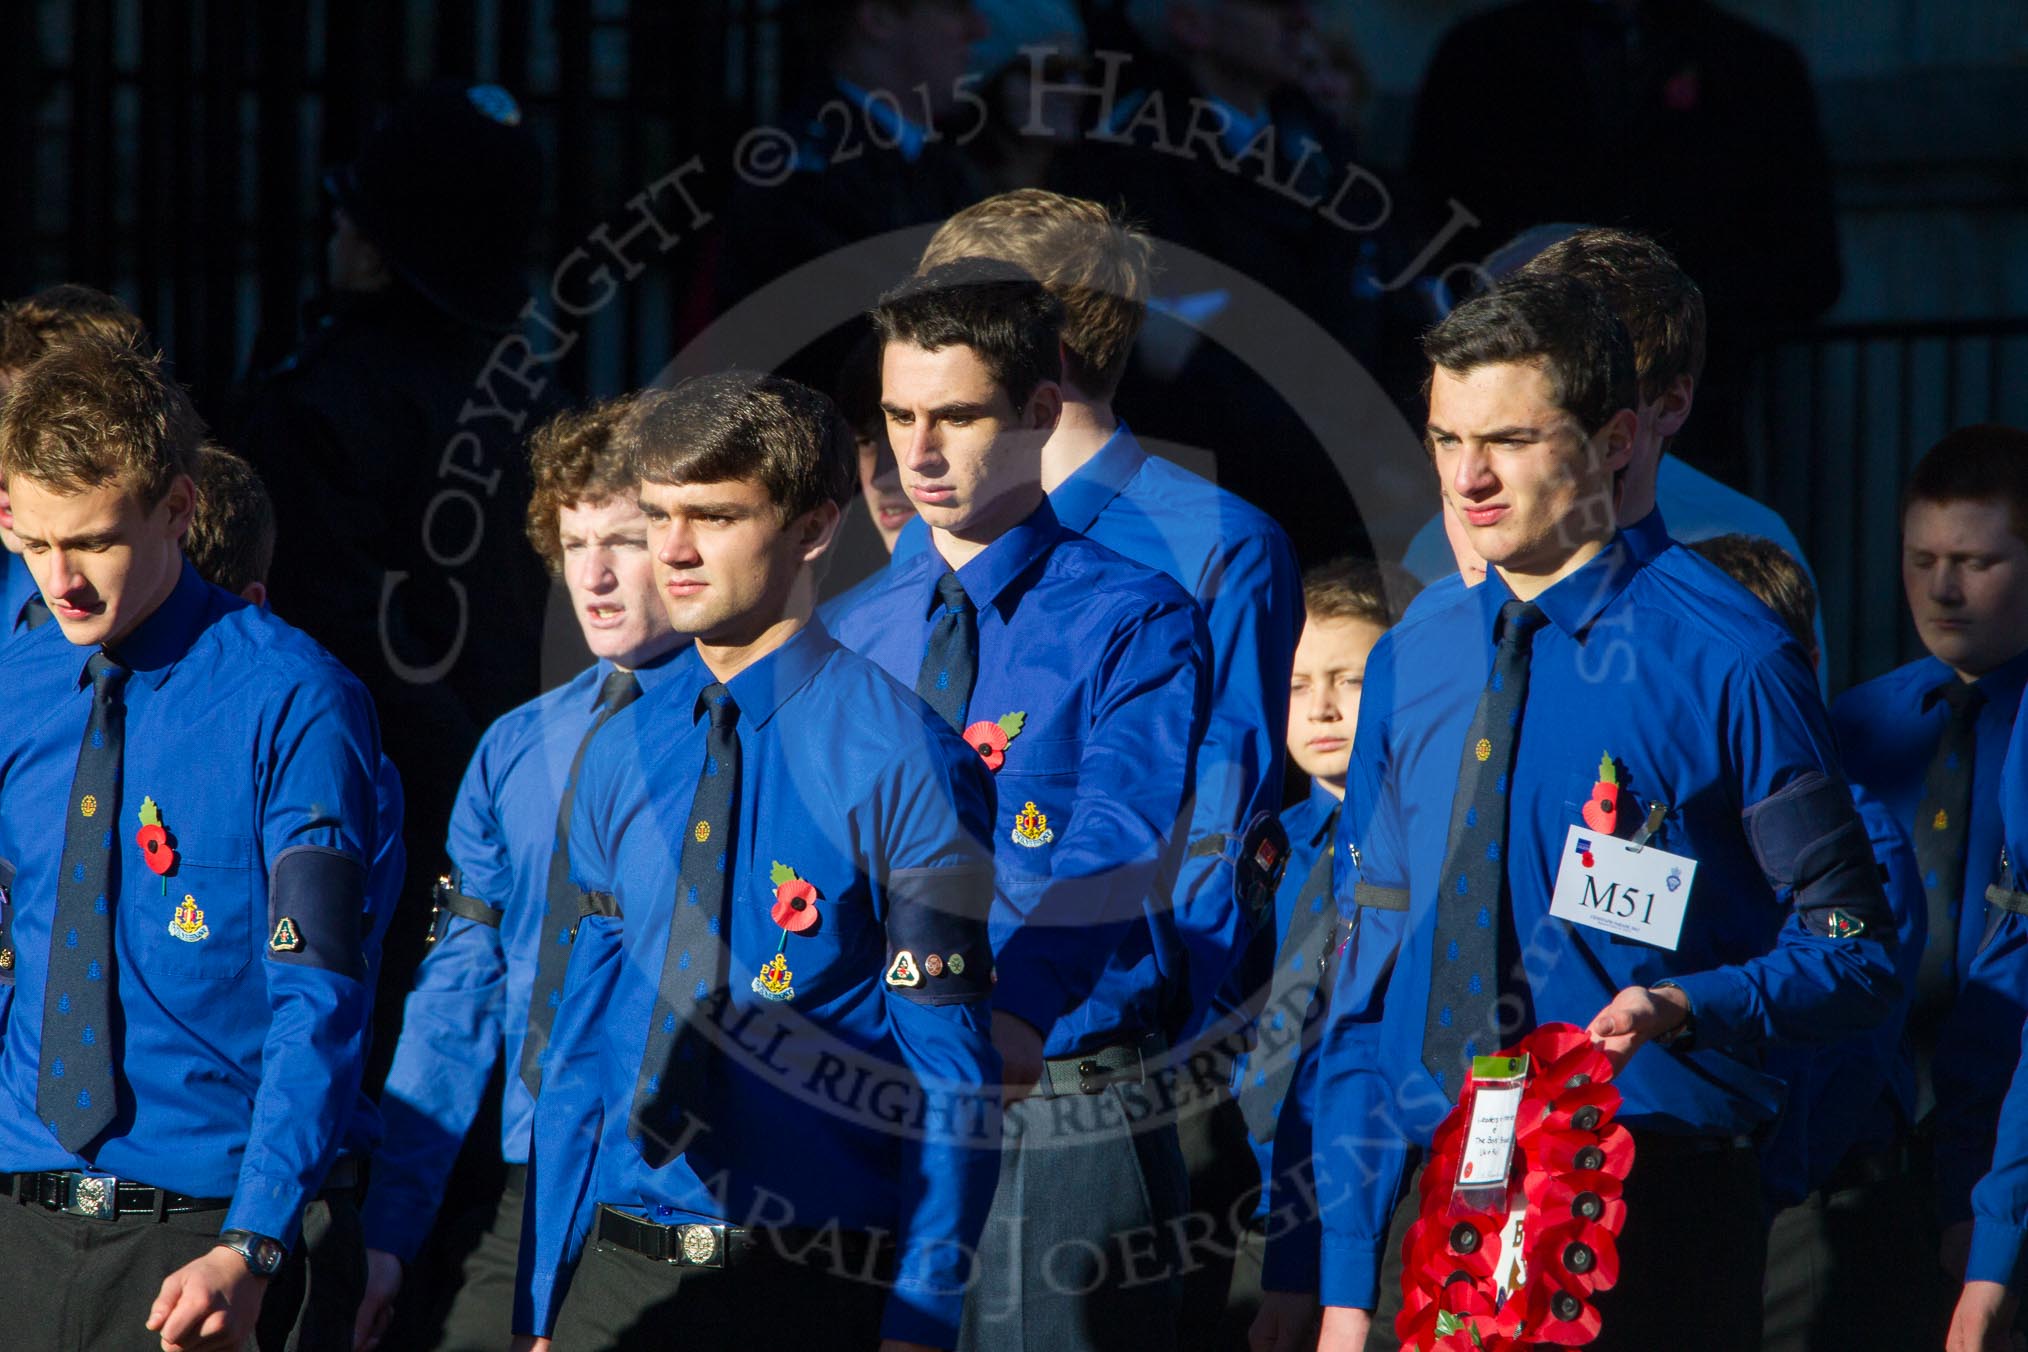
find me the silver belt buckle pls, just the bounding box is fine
[675,1222,723,1267]
[62,1171,118,1220]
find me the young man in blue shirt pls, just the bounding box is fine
[1290,278,1898,1352]
[514,373,1001,1352]
[832,262,1213,1351]
[1222,559,1418,1347]
[1828,423,2028,1345]
[349,399,692,1351]
[0,337,382,1351]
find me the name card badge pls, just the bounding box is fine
[1549,823,1697,951]
[1454,1054,1528,1210]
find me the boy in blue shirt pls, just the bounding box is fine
[0,336,382,1350]
[514,373,1001,1351]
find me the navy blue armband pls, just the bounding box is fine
[265,845,369,978]
[1743,772,1893,940]
[574,888,622,936]
[1186,813,1291,927]
[884,863,993,1006]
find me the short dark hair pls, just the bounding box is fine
[832,329,885,441]
[621,372,855,521]
[1303,556,1422,630]
[1422,275,1638,438]
[1689,534,1817,653]
[1516,228,1706,406]
[186,444,276,594]
[525,398,639,573]
[870,258,1065,410]
[1902,424,2028,546]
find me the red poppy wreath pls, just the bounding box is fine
[1396,1023,1635,1351]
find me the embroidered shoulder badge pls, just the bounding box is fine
[269,916,304,953]
[168,895,210,943]
[962,712,1026,772]
[1011,801,1055,849]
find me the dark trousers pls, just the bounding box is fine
[0,1187,360,1352]
[1177,1088,1266,1352]
[1367,1133,1766,1352]
[386,1164,525,1352]
[1762,1157,1953,1351]
[551,1220,890,1351]
[960,1081,1191,1352]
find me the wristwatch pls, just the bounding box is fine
[216,1229,287,1277]
[1647,981,1697,1051]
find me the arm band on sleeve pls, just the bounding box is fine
[266,844,369,978]
[427,868,502,943]
[1742,772,1894,939]
[1353,882,1409,912]
[577,889,622,923]
[1185,813,1292,926]
[885,864,994,1006]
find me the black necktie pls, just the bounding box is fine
[915,571,977,732]
[1423,600,1547,1100]
[41,652,129,1152]
[520,667,643,1095]
[631,682,740,1165]
[20,593,51,631]
[1238,806,1341,1143]
[1912,679,1983,1028]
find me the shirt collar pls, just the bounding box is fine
[591,640,694,712]
[832,78,927,162]
[1622,506,1670,563]
[97,559,212,691]
[1303,780,1343,843]
[2,551,35,631]
[708,620,837,731]
[929,497,1068,616]
[1477,533,1640,644]
[1942,644,2028,712]
[1050,422,1146,535]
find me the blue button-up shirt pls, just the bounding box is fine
[895,429,1288,1037]
[1968,702,2028,1285]
[1832,647,2028,1224]
[1290,536,1898,1309]
[841,498,1212,1051]
[518,624,1002,1344]
[3,550,37,640]
[1230,782,1339,1220]
[0,561,380,1245]
[362,650,691,1261]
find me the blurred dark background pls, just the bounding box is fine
[3,0,2026,692]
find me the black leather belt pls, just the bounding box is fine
[594,1204,891,1276]
[1037,1032,1166,1099]
[2,1154,361,1222]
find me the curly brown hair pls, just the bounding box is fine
[0,336,204,508]
[525,397,642,574]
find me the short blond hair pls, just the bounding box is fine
[0,336,204,508]
[918,189,1152,400]
[0,284,149,376]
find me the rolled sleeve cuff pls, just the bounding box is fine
[1318,1235,1384,1311]
[1966,1220,2028,1289]
[881,1280,963,1348]
[225,1173,312,1251]
[1658,967,1758,1050]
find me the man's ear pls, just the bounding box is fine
[238,580,269,609]
[1654,374,1695,440]
[1597,409,1638,476]
[796,499,844,566]
[1025,380,1064,434]
[158,473,198,541]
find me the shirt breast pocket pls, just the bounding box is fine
[995,736,1081,870]
[130,833,255,981]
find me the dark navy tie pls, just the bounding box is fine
[915,571,977,732]
[631,682,740,1165]
[1912,679,1982,1027]
[40,652,129,1152]
[20,593,52,631]
[1238,806,1341,1143]
[1423,600,1547,1099]
[520,667,643,1095]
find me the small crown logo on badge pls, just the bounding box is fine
[1666,867,1684,892]
[168,895,210,943]
[1011,801,1055,849]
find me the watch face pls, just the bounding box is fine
[254,1237,285,1273]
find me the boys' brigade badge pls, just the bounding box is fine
[751,953,795,1003]
[269,916,304,953]
[885,950,922,988]
[1011,801,1055,849]
[169,895,210,943]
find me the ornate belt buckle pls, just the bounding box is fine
[63,1171,118,1220]
[676,1223,723,1267]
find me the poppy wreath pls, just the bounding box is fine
[1396,1023,1634,1351]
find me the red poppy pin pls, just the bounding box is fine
[135,796,177,894]
[962,711,1026,772]
[768,861,821,934]
[1581,754,1622,835]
